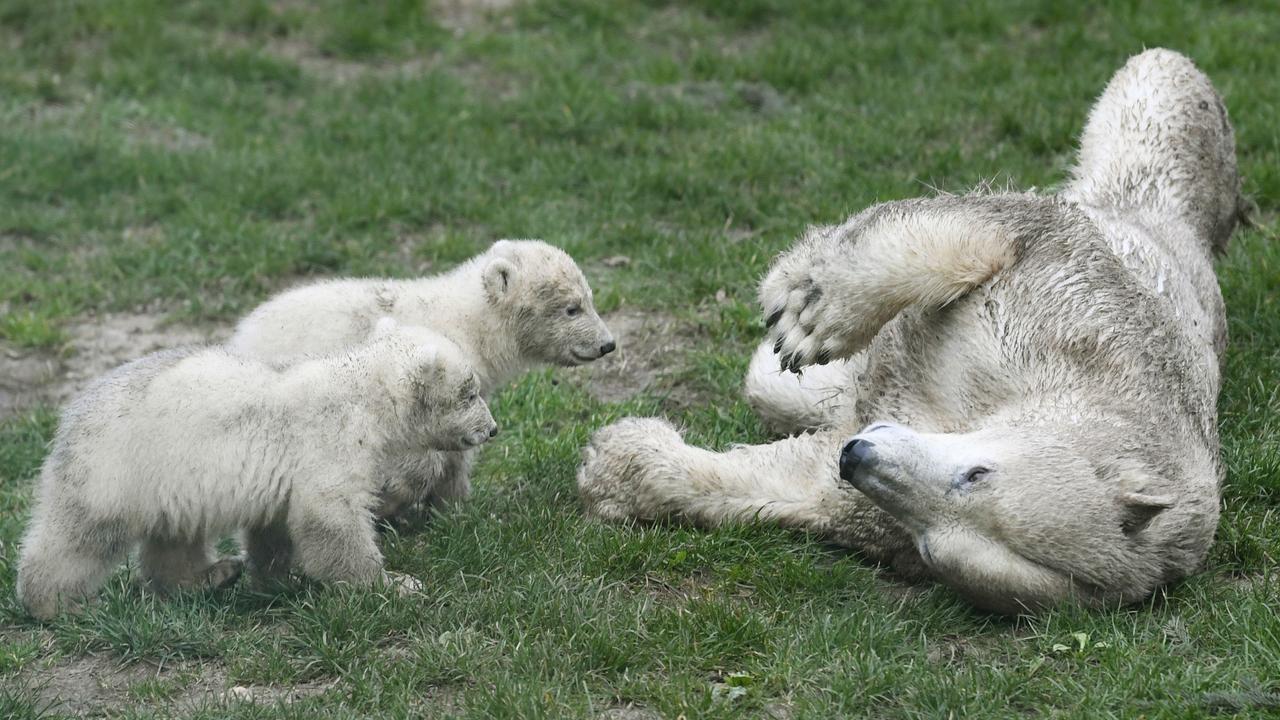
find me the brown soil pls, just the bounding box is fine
[0,311,229,421]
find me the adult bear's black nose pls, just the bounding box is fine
[600,340,616,356]
[839,439,875,482]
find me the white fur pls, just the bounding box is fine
[16,322,496,619]
[578,49,1238,613]
[743,342,858,434]
[228,239,614,518]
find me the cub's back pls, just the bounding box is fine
[59,350,290,491]
[229,279,393,362]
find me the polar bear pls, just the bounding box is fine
[16,320,496,619]
[229,239,614,519]
[577,49,1242,613]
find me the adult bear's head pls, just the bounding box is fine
[838,421,1218,614]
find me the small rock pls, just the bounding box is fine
[602,255,631,268]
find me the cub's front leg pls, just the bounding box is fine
[426,449,476,508]
[288,481,421,595]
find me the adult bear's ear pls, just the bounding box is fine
[483,258,517,303]
[1118,492,1175,535]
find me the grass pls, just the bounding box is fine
[2,0,1279,717]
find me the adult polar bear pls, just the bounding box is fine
[577,49,1243,613]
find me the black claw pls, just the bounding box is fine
[773,337,784,354]
[815,349,832,365]
[788,355,802,373]
[765,307,784,329]
[778,353,792,373]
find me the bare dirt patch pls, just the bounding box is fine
[434,0,522,33]
[220,678,338,706]
[124,120,212,153]
[0,311,229,421]
[563,308,703,404]
[624,80,788,115]
[641,569,716,605]
[598,705,664,720]
[15,652,338,717]
[21,653,227,717]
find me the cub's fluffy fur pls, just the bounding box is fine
[17,320,495,619]
[229,240,613,519]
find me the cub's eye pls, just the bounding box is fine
[566,305,582,317]
[961,467,990,485]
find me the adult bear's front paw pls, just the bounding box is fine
[577,417,686,522]
[759,236,850,373]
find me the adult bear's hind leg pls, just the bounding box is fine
[1065,48,1243,252]
[743,340,860,435]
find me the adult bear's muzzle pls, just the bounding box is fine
[839,438,877,482]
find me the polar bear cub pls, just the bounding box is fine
[16,319,496,619]
[228,239,615,518]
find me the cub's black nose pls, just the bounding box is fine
[839,439,875,482]
[600,340,617,356]
[489,426,499,438]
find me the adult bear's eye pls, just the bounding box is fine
[566,305,582,317]
[961,467,990,485]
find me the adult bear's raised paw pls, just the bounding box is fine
[758,227,860,373]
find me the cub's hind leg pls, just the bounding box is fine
[245,515,294,589]
[17,506,132,620]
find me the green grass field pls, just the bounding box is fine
[2,1,1279,717]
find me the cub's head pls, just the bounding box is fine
[838,422,1215,614]
[480,240,615,367]
[372,319,498,451]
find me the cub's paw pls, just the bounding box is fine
[759,231,854,373]
[577,417,686,522]
[204,557,245,590]
[382,571,425,597]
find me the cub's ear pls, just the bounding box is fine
[1118,492,1175,535]
[410,347,444,392]
[372,317,399,339]
[417,347,442,373]
[483,258,517,303]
